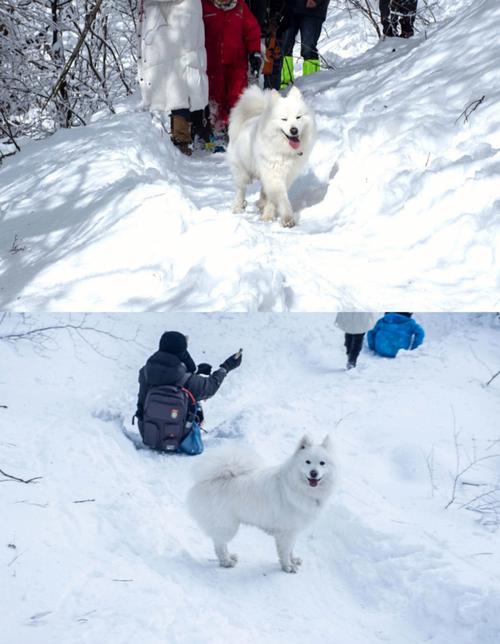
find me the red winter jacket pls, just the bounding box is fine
[202,0,261,73]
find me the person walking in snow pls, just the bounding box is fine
[367,313,425,358]
[245,0,290,90]
[138,0,212,156]
[379,0,418,38]
[335,312,377,370]
[135,331,242,437]
[280,0,330,89]
[202,0,262,148]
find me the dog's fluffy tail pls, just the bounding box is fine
[191,445,260,486]
[228,85,269,142]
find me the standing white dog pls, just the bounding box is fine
[187,435,334,573]
[227,85,316,228]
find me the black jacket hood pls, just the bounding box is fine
[143,351,190,387]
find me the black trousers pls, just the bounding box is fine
[379,0,418,36]
[344,333,365,364]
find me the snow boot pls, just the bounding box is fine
[303,59,320,77]
[280,55,294,89]
[399,15,414,38]
[170,114,192,156]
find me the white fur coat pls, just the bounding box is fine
[138,0,209,112]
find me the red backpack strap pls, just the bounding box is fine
[181,387,197,406]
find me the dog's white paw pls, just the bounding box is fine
[281,214,296,228]
[232,200,247,214]
[291,556,302,566]
[220,554,238,568]
[281,563,299,573]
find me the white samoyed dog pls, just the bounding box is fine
[227,85,316,228]
[187,434,334,573]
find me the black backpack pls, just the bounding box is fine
[141,385,198,452]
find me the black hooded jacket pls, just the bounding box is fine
[136,351,227,419]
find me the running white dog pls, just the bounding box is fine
[187,434,334,573]
[227,85,316,228]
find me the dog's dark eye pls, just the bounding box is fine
[320,461,325,466]
[305,460,311,464]
[296,115,302,119]
[281,118,288,121]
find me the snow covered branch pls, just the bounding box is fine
[0,468,42,484]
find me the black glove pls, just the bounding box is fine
[196,362,212,375]
[220,350,242,373]
[249,52,262,77]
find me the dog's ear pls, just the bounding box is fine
[270,89,281,103]
[296,434,313,451]
[321,434,333,451]
[287,85,302,99]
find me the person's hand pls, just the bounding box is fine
[220,350,243,372]
[249,52,262,77]
[306,0,317,8]
[196,363,212,375]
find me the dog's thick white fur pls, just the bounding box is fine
[187,434,334,573]
[227,85,316,228]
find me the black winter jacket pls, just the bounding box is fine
[136,350,227,419]
[287,0,330,20]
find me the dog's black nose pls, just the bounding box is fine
[290,126,298,136]
[310,470,318,479]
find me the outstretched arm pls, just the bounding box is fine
[185,368,227,401]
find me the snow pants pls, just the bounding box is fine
[379,0,418,37]
[280,14,323,87]
[344,333,365,366]
[208,64,248,128]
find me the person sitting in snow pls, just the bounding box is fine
[280,0,330,89]
[335,312,377,370]
[135,331,242,437]
[367,313,425,358]
[379,0,418,38]
[138,0,212,156]
[202,0,262,149]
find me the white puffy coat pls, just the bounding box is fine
[138,0,209,112]
[335,312,377,335]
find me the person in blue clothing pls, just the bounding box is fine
[367,312,424,358]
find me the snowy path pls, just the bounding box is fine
[1,0,499,311]
[1,313,500,643]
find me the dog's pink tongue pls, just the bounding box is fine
[288,137,300,150]
[308,478,319,487]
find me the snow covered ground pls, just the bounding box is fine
[1,313,499,644]
[1,0,499,311]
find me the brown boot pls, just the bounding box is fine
[170,114,192,156]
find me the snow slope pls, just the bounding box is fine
[1,313,499,644]
[1,0,499,311]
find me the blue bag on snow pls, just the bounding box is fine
[179,414,204,455]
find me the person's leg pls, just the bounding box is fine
[379,0,395,36]
[226,64,249,117]
[280,14,300,88]
[170,108,192,156]
[299,15,323,76]
[396,0,418,37]
[191,106,212,144]
[207,69,226,132]
[347,333,365,368]
[344,333,353,354]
